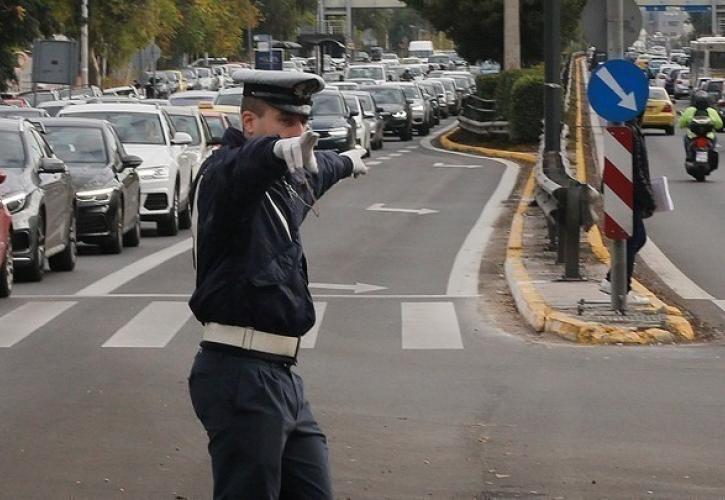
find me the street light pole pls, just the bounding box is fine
[80,0,89,87]
[544,0,561,155]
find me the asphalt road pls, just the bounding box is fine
[640,99,725,332]
[1,119,725,499]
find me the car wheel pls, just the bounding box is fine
[157,188,179,236]
[49,210,77,272]
[400,125,413,141]
[18,214,45,282]
[0,236,13,298]
[123,213,141,247]
[102,204,123,254]
[418,123,430,136]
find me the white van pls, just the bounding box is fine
[408,40,434,62]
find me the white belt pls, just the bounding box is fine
[202,323,300,358]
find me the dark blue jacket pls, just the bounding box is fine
[189,127,353,337]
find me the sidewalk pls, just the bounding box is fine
[441,55,695,345]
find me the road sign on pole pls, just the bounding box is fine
[588,59,649,122]
[603,126,634,240]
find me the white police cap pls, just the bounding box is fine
[232,69,325,117]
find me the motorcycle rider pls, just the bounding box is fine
[679,90,723,163]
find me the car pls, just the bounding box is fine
[703,79,724,107]
[37,99,92,117]
[348,90,384,151]
[416,80,443,124]
[0,170,13,297]
[0,118,77,281]
[166,70,187,93]
[0,107,50,119]
[213,87,244,107]
[163,105,216,179]
[327,82,360,91]
[342,93,371,157]
[309,89,357,153]
[283,61,300,72]
[428,53,454,70]
[695,77,712,93]
[345,64,389,84]
[422,79,449,117]
[673,70,691,99]
[666,68,686,96]
[59,104,194,236]
[211,105,242,130]
[443,71,477,94]
[103,86,143,99]
[429,77,461,114]
[382,53,400,64]
[398,82,432,135]
[642,87,675,135]
[194,67,216,90]
[345,78,376,86]
[359,84,414,141]
[58,86,103,100]
[17,90,60,107]
[168,90,217,107]
[181,68,201,90]
[39,118,143,253]
[199,109,232,143]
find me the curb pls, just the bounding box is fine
[439,129,537,164]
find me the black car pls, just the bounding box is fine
[310,89,357,153]
[359,84,413,141]
[39,118,143,254]
[0,118,77,281]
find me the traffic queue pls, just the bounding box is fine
[0,53,479,298]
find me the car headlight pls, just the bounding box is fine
[138,166,170,180]
[76,187,114,203]
[393,110,408,119]
[327,127,349,137]
[411,104,424,112]
[2,192,27,214]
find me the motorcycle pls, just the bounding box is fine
[685,115,719,182]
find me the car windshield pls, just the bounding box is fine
[182,69,196,79]
[366,88,404,105]
[168,115,201,145]
[401,86,420,100]
[707,81,724,92]
[197,68,211,78]
[451,77,469,89]
[44,127,108,164]
[204,116,226,138]
[649,88,668,100]
[23,93,55,105]
[347,67,384,80]
[224,113,242,130]
[214,93,243,106]
[169,96,214,106]
[66,112,165,144]
[356,95,374,114]
[343,96,360,113]
[429,56,450,64]
[312,94,345,115]
[438,79,456,92]
[0,131,25,168]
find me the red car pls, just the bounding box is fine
[0,170,13,297]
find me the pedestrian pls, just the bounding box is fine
[599,111,656,300]
[188,69,369,499]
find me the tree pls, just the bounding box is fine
[255,0,315,40]
[402,0,586,65]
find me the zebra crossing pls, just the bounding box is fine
[0,298,466,350]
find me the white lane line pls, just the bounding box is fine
[301,302,327,349]
[76,238,192,296]
[389,153,402,157]
[376,156,391,161]
[714,301,725,313]
[401,302,463,349]
[0,301,76,347]
[366,161,382,166]
[639,241,715,300]
[396,149,411,153]
[102,301,192,348]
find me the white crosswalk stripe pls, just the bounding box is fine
[401,302,464,349]
[0,301,77,347]
[102,301,192,348]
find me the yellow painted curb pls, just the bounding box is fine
[440,129,537,164]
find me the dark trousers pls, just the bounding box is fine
[189,349,332,500]
[607,213,647,291]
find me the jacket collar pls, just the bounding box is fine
[221,127,246,148]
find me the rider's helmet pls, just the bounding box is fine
[693,90,710,111]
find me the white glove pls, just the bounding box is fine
[273,131,319,175]
[340,148,369,178]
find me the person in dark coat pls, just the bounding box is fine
[600,112,656,299]
[188,69,368,499]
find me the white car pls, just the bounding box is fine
[59,103,194,236]
[345,64,389,85]
[103,86,143,99]
[163,105,214,179]
[342,93,371,157]
[673,70,691,99]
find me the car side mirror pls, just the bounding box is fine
[376,106,384,113]
[172,131,193,145]
[349,110,359,117]
[122,155,143,170]
[39,157,67,174]
[406,99,415,104]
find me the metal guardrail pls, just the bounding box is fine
[457,95,509,138]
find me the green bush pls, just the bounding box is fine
[509,72,546,144]
[476,74,500,99]
[493,69,529,120]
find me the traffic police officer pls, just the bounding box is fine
[188,69,368,499]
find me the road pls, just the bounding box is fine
[1,120,725,499]
[640,102,725,333]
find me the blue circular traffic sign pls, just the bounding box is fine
[588,59,649,122]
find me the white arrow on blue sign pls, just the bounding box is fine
[588,59,649,123]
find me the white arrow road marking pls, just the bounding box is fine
[596,66,638,111]
[433,162,484,169]
[366,203,438,215]
[308,282,388,294]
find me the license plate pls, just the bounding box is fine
[696,151,708,163]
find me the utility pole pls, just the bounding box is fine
[80,0,89,87]
[504,0,521,70]
[712,0,719,36]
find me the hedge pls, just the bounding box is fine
[493,69,529,121]
[475,74,500,99]
[509,72,546,144]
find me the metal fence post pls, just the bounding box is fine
[564,184,583,280]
